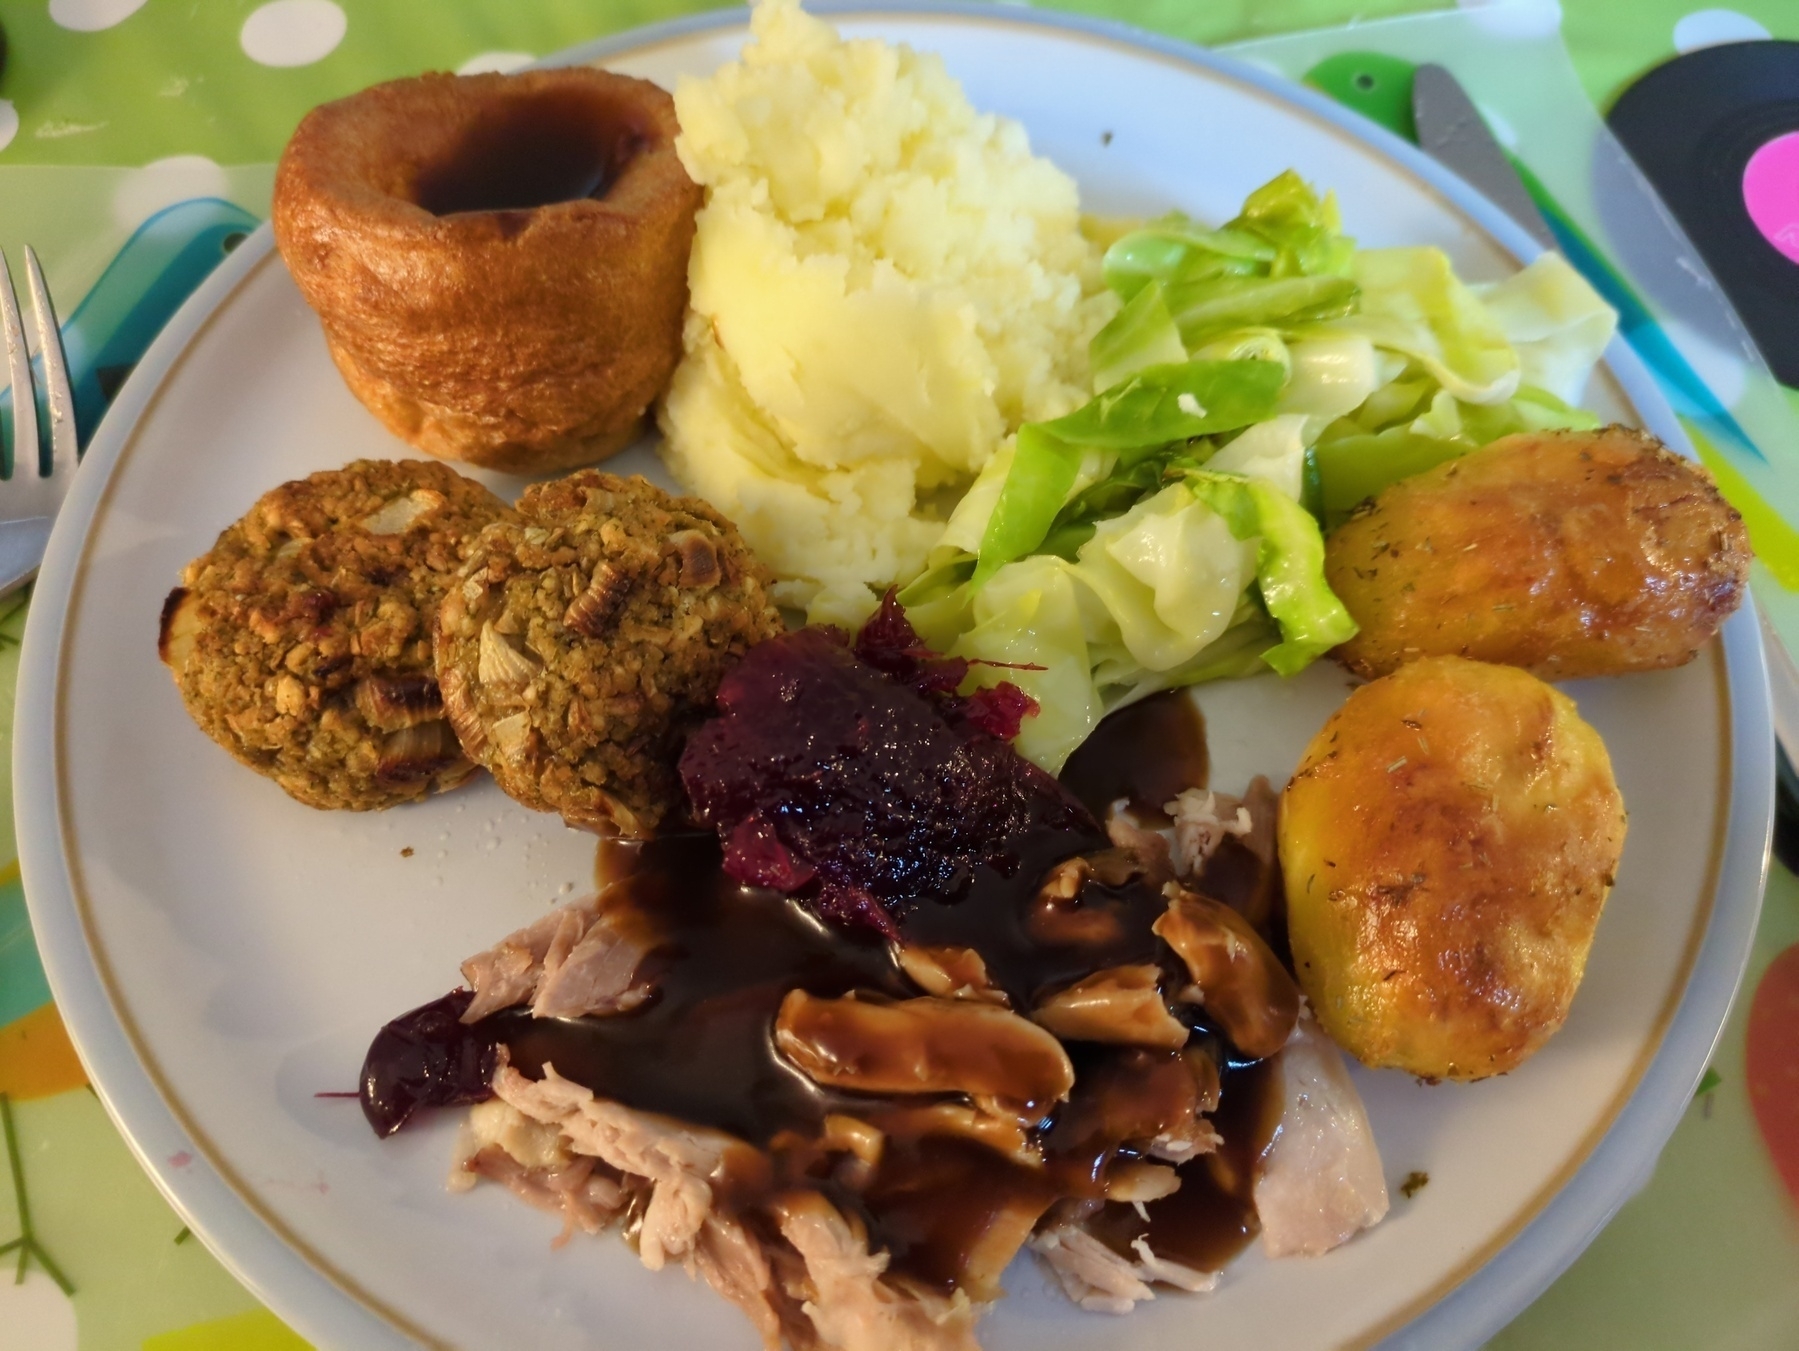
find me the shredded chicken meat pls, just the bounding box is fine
[477,1064,986,1351]
[1101,774,1278,886]
[1166,789,1253,878]
[491,1064,760,1270]
[1254,1015,1390,1258]
[1028,1219,1218,1315]
[460,897,658,1022]
[440,750,1387,1348]
[773,1191,981,1351]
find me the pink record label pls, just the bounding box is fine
[1742,130,1799,265]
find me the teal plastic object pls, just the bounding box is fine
[64,197,262,448]
[1,197,261,471]
[0,879,51,1029]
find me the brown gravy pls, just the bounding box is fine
[414,89,645,216]
[1059,691,1209,822]
[490,695,1282,1286]
[1082,1056,1282,1271]
[494,835,908,1143]
[896,825,1159,1004]
[856,1135,1062,1294]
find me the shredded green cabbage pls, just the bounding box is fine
[1089,282,1187,394]
[1329,247,1520,404]
[908,170,1618,772]
[1183,472,1359,677]
[972,360,1286,585]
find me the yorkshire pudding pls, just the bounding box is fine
[273,68,701,473]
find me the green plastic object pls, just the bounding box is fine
[1303,51,1417,140]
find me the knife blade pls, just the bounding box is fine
[1411,62,1558,251]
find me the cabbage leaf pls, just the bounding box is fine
[936,472,1350,770]
[1472,253,1618,404]
[1090,281,1188,393]
[972,359,1285,584]
[1329,247,1520,404]
[1183,471,1357,675]
[1313,428,1465,524]
[910,169,1617,773]
[1167,275,1359,351]
[952,483,1263,770]
[1101,171,1352,315]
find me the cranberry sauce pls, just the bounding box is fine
[359,989,498,1137]
[414,88,646,216]
[679,612,1097,938]
[851,589,1041,741]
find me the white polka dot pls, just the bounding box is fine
[1455,0,1563,40]
[239,0,346,68]
[0,102,17,155]
[0,1270,77,1351]
[1673,9,1771,51]
[47,0,147,32]
[457,51,534,76]
[112,154,230,231]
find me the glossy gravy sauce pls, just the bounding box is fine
[1083,1053,1281,1271]
[1060,689,1210,821]
[495,836,910,1142]
[495,691,1281,1284]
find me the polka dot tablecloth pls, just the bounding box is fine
[1,2,1797,1349]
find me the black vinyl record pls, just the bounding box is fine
[1609,40,1799,386]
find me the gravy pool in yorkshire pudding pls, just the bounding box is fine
[273,67,700,473]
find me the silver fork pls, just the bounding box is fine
[0,246,76,600]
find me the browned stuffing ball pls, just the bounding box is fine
[158,460,514,810]
[435,471,784,837]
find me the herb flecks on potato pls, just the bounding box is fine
[1279,657,1626,1082]
[1326,425,1750,680]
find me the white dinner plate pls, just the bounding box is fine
[16,5,1773,1350]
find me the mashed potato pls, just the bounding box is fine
[658,0,1114,625]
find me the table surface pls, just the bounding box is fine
[0,2,1796,1348]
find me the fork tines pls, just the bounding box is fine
[0,246,76,486]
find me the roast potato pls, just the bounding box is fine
[1280,657,1626,1081]
[1327,425,1750,680]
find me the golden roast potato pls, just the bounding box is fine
[1280,657,1626,1081]
[1327,425,1750,680]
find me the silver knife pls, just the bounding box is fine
[1411,63,1558,251]
[0,515,53,600]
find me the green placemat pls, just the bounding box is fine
[1,2,1795,1347]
